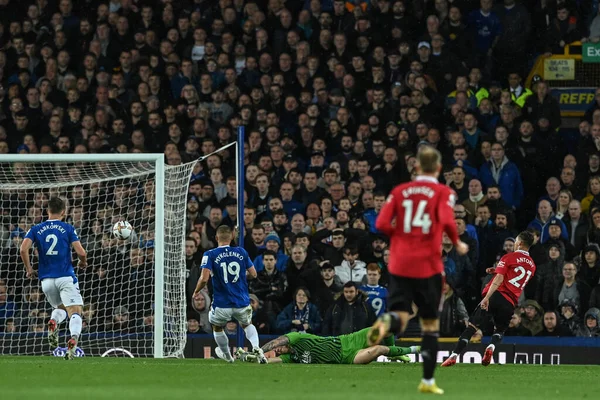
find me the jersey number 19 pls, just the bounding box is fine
[220,262,241,283]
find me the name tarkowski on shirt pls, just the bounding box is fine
[36,224,67,235]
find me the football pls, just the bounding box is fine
[112,221,133,240]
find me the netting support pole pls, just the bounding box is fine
[236,126,247,349]
[154,154,166,358]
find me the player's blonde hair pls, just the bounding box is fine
[216,225,233,241]
[417,146,442,173]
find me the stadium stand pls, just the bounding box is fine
[0,0,599,340]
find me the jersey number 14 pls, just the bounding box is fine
[402,200,432,234]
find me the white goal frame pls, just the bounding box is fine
[0,153,167,358]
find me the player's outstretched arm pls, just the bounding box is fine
[72,241,87,268]
[193,268,211,299]
[19,238,35,278]
[261,335,290,352]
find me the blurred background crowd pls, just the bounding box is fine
[1,0,600,340]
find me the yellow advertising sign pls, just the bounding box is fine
[543,59,576,80]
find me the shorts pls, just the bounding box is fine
[469,292,515,333]
[339,328,395,364]
[208,305,253,327]
[41,277,83,308]
[388,273,443,320]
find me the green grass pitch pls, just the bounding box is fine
[0,357,597,400]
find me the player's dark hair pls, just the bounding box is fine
[417,146,442,173]
[516,230,535,249]
[48,197,66,215]
[263,249,277,259]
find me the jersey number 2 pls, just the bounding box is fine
[220,262,241,283]
[45,234,59,256]
[402,200,432,233]
[508,266,532,288]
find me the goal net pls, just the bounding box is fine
[0,154,194,358]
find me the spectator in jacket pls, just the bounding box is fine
[536,310,573,336]
[587,208,600,246]
[547,262,591,313]
[313,262,343,317]
[322,282,376,336]
[189,289,212,334]
[575,307,600,337]
[505,312,533,336]
[442,233,474,302]
[311,228,346,266]
[275,287,321,334]
[542,218,576,260]
[285,245,320,302]
[580,243,600,288]
[563,200,589,254]
[439,281,469,337]
[580,176,600,215]
[250,294,272,335]
[523,80,562,132]
[479,142,523,209]
[536,243,565,306]
[530,200,568,243]
[462,179,487,224]
[253,232,289,272]
[590,276,600,308]
[521,299,544,336]
[249,250,287,312]
[335,245,367,285]
[558,299,580,336]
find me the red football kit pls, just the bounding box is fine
[482,250,536,306]
[376,176,460,279]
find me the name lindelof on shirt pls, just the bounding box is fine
[214,250,244,264]
[37,223,67,235]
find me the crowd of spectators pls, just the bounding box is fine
[1,0,600,340]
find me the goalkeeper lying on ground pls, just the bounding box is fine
[236,328,419,364]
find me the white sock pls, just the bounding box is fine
[69,313,82,340]
[422,378,435,385]
[244,324,260,351]
[487,344,495,351]
[451,352,458,358]
[410,346,419,353]
[214,331,232,358]
[51,309,67,324]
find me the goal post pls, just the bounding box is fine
[0,153,193,358]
